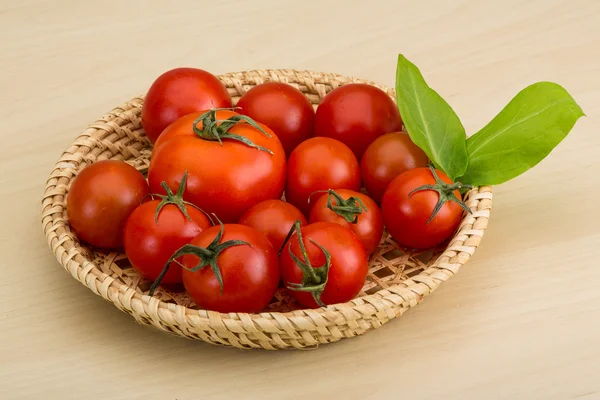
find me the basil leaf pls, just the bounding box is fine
[459,82,584,186]
[395,54,469,180]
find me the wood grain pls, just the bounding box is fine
[1,0,599,398]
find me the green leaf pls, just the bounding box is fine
[459,82,584,186]
[395,54,469,180]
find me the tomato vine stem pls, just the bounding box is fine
[148,218,249,296]
[408,164,473,224]
[323,189,367,224]
[279,220,331,307]
[191,108,274,154]
[150,170,213,225]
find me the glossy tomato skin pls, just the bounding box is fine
[280,222,368,308]
[182,224,279,313]
[148,110,287,223]
[382,168,464,249]
[123,201,212,284]
[142,68,231,143]
[237,82,314,157]
[308,190,383,256]
[314,84,403,159]
[238,199,307,252]
[286,137,361,216]
[361,132,429,204]
[67,160,149,249]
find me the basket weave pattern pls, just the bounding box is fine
[41,69,492,350]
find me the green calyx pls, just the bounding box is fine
[153,170,204,224]
[281,221,331,307]
[409,164,473,224]
[148,219,249,296]
[191,108,274,154]
[325,189,367,224]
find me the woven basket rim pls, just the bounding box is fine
[41,68,492,349]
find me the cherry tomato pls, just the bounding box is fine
[381,166,471,249]
[67,160,149,249]
[142,68,231,143]
[314,83,403,159]
[279,221,368,308]
[148,110,286,223]
[309,189,383,256]
[123,174,212,284]
[238,199,307,252]
[237,82,314,157]
[162,224,279,313]
[361,132,429,204]
[286,137,360,216]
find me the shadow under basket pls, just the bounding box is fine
[41,69,492,350]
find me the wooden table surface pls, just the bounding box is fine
[2,0,599,399]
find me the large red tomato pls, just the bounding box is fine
[67,160,149,249]
[123,174,212,284]
[152,224,279,313]
[279,221,368,308]
[314,83,403,159]
[361,132,429,203]
[238,199,307,252]
[142,68,231,143]
[381,166,471,249]
[308,189,383,256]
[237,82,314,157]
[148,110,286,223]
[285,137,360,216]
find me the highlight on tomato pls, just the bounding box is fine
[285,137,361,216]
[279,221,368,308]
[237,82,314,157]
[314,83,403,159]
[382,165,472,249]
[150,222,279,313]
[141,68,232,143]
[67,160,150,249]
[308,189,383,256]
[148,109,286,223]
[123,171,212,285]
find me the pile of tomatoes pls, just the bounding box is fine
[66,67,471,313]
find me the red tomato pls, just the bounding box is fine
[381,166,471,249]
[67,160,149,249]
[171,224,279,313]
[286,137,360,216]
[237,82,314,157]
[314,83,403,159]
[309,189,383,256]
[279,221,368,308]
[361,132,429,203]
[148,110,286,223]
[142,68,231,143]
[238,199,307,252]
[123,174,212,284]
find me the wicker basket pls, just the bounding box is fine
[41,69,492,350]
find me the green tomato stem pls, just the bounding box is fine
[151,170,213,225]
[325,189,368,224]
[191,108,274,154]
[280,221,331,307]
[148,218,249,296]
[408,164,473,224]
